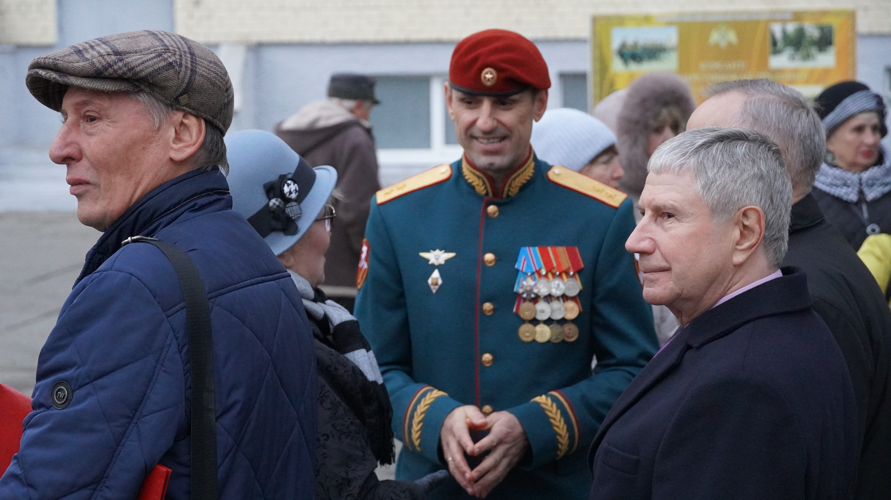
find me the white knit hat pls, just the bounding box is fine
[531,108,617,172]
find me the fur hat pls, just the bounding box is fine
[616,73,696,197]
[531,108,616,171]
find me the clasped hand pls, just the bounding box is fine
[440,405,530,498]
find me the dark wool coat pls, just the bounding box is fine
[0,169,318,499]
[783,194,891,499]
[276,118,381,291]
[308,300,426,500]
[812,188,891,251]
[588,269,858,500]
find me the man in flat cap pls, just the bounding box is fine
[0,30,317,498]
[276,73,382,312]
[355,29,657,499]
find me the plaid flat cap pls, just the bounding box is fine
[26,30,234,134]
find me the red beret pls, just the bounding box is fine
[449,29,551,96]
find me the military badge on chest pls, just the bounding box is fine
[515,247,584,343]
[419,249,456,293]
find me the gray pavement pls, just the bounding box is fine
[0,211,97,395]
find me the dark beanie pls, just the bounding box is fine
[814,81,886,138]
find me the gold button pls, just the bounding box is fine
[486,205,499,218]
[481,405,494,416]
[481,353,494,367]
[482,302,495,315]
[484,253,496,266]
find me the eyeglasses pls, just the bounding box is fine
[315,203,336,232]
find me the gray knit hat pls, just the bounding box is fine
[26,30,234,134]
[531,108,616,171]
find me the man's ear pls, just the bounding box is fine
[730,206,765,266]
[169,111,205,164]
[532,89,548,122]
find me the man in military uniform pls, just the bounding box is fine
[354,29,658,499]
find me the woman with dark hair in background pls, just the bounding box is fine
[812,81,891,250]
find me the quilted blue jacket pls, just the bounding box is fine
[0,168,317,498]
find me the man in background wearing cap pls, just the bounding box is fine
[276,73,382,312]
[355,29,657,499]
[0,31,317,498]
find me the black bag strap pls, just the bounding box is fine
[123,236,218,500]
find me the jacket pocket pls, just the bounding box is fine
[598,442,639,476]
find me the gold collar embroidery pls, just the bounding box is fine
[461,153,535,199]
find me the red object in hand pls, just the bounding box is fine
[137,465,172,500]
[0,383,32,474]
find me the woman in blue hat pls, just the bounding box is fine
[225,130,448,499]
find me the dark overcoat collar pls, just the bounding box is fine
[789,193,826,233]
[588,268,812,469]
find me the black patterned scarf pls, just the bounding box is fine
[290,271,395,464]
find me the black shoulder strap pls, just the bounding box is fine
[123,236,218,500]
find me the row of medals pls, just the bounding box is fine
[517,273,580,343]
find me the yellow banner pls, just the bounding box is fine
[592,10,856,103]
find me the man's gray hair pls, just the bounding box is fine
[706,79,825,195]
[649,127,793,266]
[132,91,229,173]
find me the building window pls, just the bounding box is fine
[560,73,589,112]
[369,75,463,186]
[371,76,431,149]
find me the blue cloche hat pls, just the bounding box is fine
[225,130,337,256]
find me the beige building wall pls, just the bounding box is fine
[0,0,56,45]
[176,0,891,44]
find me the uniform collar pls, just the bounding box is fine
[461,148,535,199]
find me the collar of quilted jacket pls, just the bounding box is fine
[75,167,231,285]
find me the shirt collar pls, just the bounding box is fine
[712,269,783,309]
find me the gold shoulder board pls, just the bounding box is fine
[376,164,452,205]
[546,165,626,208]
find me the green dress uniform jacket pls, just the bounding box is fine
[355,154,658,499]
